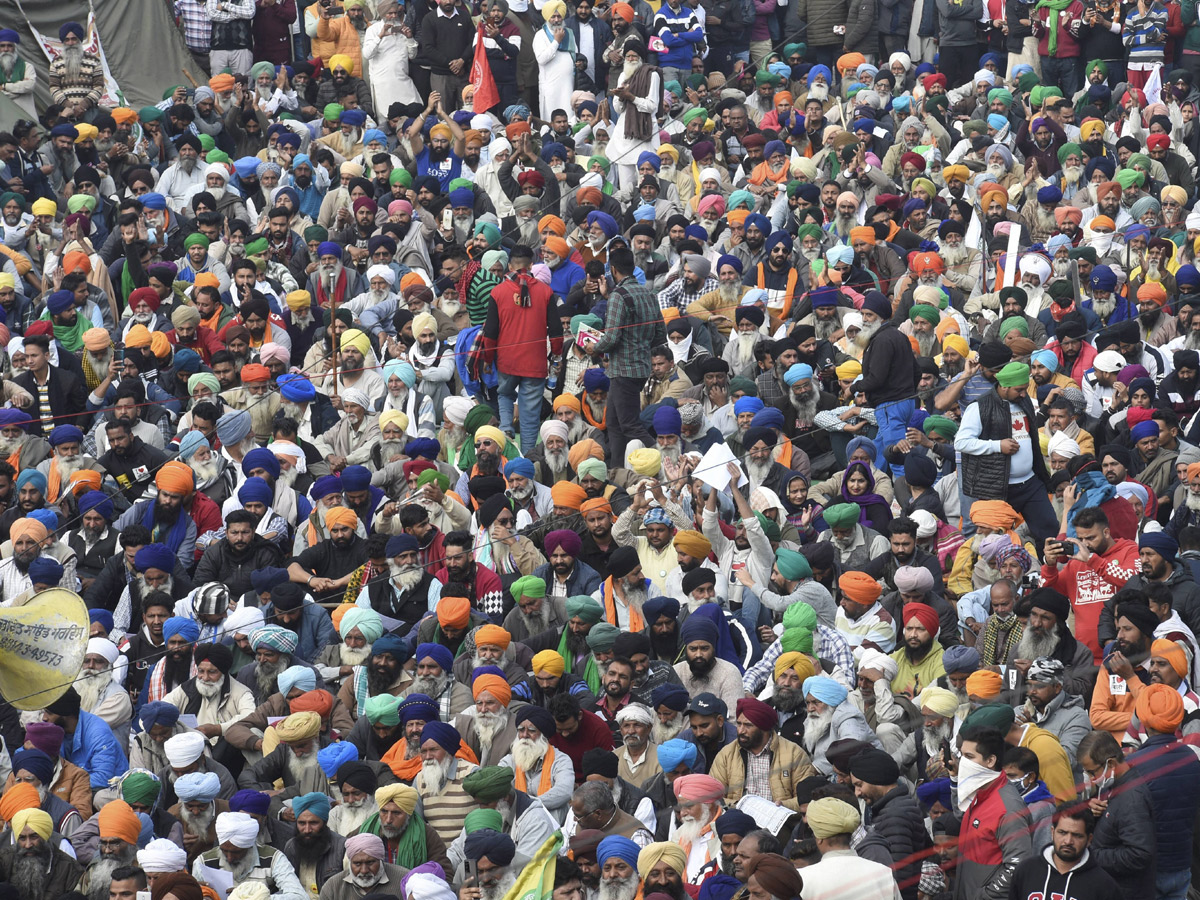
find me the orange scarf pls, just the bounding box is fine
[513,745,556,796]
[5,447,18,474]
[382,737,480,781]
[756,264,798,320]
[45,457,62,503]
[199,308,223,334]
[603,576,644,631]
[748,160,790,186]
[582,398,607,432]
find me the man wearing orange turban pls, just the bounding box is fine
[965,669,1003,700]
[539,215,567,237]
[437,595,472,632]
[475,624,511,653]
[468,673,514,764]
[543,236,570,261]
[288,507,361,600]
[550,481,587,512]
[156,460,195,498]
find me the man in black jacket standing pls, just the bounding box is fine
[416,0,474,111]
[856,291,918,478]
[1009,806,1125,900]
[849,747,930,900]
[16,331,89,437]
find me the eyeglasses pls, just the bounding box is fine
[494,516,514,527]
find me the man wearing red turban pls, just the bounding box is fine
[890,603,945,697]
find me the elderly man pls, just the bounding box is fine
[352,782,450,871]
[459,828,519,900]
[499,705,575,823]
[193,811,306,899]
[171,771,225,865]
[503,576,567,646]
[1021,658,1093,767]
[377,694,441,780]
[78,799,141,900]
[162,643,255,750]
[1002,588,1097,704]
[0,808,83,899]
[239,709,329,797]
[709,697,816,811]
[743,853,805,900]
[36,424,97,503]
[665,776,724,881]
[802,675,881,776]
[453,673,517,767]
[415,721,480,843]
[405,643,472,718]
[614,703,660,787]
[75,637,133,747]
[159,731,235,808]
[596,836,646,900]
[281,792,345,895]
[235,624,301,705]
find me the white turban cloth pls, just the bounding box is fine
[215,811,261,848]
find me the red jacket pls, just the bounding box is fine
[189,491,224,560]
[483,273,564,379]
[1045,337,1097,387]
[167,325,225,365]
[434,560,504,618]
[550,709,615,783]
[1040,537,1140,663]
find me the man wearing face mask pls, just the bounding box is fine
[950,722,1033,900]
[1074,729,1156,900]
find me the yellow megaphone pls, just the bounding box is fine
[0,588,89,711]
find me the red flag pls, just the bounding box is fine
[471,23,500,114]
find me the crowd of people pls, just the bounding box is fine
[5,3,1200,900]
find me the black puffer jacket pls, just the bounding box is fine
[866,785,932,900]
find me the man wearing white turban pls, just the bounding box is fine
[1017,254,1052,317]
[138,837,189,877]
[1046,431,1081,471]
[161,732,237,808]
[193,811,306,900]
[77,638,133,752]
[404,872,459,900]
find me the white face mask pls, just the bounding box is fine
[956,756,998,811]
[1083,759,1115,799]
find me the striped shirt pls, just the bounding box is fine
[417,760,480,843]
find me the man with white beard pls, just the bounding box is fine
[896,686,959,780]
[35,424,96,502]
[345,265,398,320]
[327,763,380,838]
[937,220,981,294]
[721,307,764,379]
[178,431,236,509]
[75,638,133,747]
[0,409,48,472]
[801,675,882,776]
[157,134,207,213]
[1013,253,1052,318]
[319,606,380,690]
[454,674,518,767]
[323,833,412,899]
[595,837,645,900]
[415,721,480,844]
[614,703,661,787]
[173,770,224,860]
[504,457,553,521]
[907,304,942,357]
[1083,264,1127,326]
[242,710,329,798]
[998,587,1096,704]
[193,811,306,900]
[162,643,255,750]
[0,30,36,118]
[499,705,576,822]
[79,799,142,900]
[687,256,748,337]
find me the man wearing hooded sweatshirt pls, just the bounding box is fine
[1008,806,1124,900]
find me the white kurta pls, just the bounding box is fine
[604,68,662,189]
[361,22,422,110]
[532,27,575,125]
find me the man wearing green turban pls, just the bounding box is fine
[465,808,504,833]
[909,305,939,327]
[822,503,862,531]
[775,547,812,583]
[463,765,516,804]
[1057,142,1082,167]
[558,596,606,692]
[1086,59,1108,81]
[987,88,1013,110]
[364,694,401,727]
[999,316,1029,338]
[923,416,958,441]
[121,771,162,808]
[994,361,1030,387]
[1115,168,1145,191]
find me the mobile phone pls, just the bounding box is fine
[466,860,478,884]
[1058,540,1077,556]
[441,208,453,231]
[114,343,125,365]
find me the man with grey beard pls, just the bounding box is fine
[79,800,142,900]
[595,837,643,900]
[47,22,104,119]
[196,811,306,899]
[172,770,222,860]
[243,711,329,797]
[461,829,519,900]
[455,675,517,767]
[499,706,576,822]
[0,30,36,118]
[0,810,82,900]
[513,196,543,246]
[407,647,473,718]
[1000,588,1096,703]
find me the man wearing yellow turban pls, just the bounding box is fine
[534,0,575,137]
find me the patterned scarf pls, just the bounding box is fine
[980,616,1023,667]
